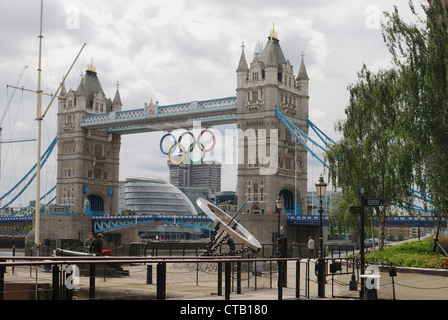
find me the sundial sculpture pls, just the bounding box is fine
[197,198,261,256]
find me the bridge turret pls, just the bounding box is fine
[56,62,121,216]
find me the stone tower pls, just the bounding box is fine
[236,25,309,216]
[56,60,121,215]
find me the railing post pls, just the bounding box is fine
[89,263,96,300]
[296,260,300,298]
[146,264,153,284]
[217,262,222,296]
[236,262,241,294]
[225,262,231,300]
[157,262,166,300]
[65,268,73,300]
[0,259,5,301]
[52,264,59,300]
[278,260,283,300]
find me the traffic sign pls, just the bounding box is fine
[349,206,363,214]
[365,199,386,207]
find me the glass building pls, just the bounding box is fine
[124,177,198,215]
[306,191,337,215]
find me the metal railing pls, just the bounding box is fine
[0,255,302,301]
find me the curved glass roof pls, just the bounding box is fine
[124,177,198,215]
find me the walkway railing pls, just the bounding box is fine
[0,255,301,301]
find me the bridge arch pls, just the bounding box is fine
[85,194,105,216]
[279,188,295,215]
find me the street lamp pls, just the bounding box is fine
[275,196,283,243]
[315,174,327,298]
[417,212,421,241]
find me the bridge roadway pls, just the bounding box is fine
[0,213,442,233]
[80,96,238,134]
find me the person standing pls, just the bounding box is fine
[307,236,315,258]
[89,233,103,255]
[84,232,94,253]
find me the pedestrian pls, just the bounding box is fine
[84,232,94,253]
[307,236,315,258]
[227,238,235,255]
[89,233,103,255]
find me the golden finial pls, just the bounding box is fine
[87,58,96,73]
[270,22,278,40]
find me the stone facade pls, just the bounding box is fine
[56,63,121,216]
[236,27,309,220]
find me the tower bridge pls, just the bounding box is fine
[47,25,311,246]
[2,25,437,248]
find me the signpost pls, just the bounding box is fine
[350,192,385,299]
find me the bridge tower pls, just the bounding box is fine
[236,25,309,218]
[56,61,121,215]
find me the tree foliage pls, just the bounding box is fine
[382,0,448,217]
[326,66,409,250]
[327,0,448,250]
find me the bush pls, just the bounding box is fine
[364,237,448,269]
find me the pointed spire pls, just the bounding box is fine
[297,51,309,81]
[113,81,122,107]
[75,74,85,96]
[60,75,66,96]
[237,42,249,72]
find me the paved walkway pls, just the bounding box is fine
[2,260,447,300]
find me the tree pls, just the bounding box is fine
[326,65,411,250]
[382,0,448,220]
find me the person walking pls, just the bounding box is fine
[307,236,315,258]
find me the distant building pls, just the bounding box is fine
[307,191,337,216]
[215,191,238,214]
[123,177,197,215]
[178,187,211,214]
[168,161,222,195]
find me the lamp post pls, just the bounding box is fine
[275,196,283,255]
[417,212,421,241]
[315,174,327,298]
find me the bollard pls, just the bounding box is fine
[52,265,60,300]
[360,274,380,300]
[217,262,222,296]
[236,262,241,294]
[146,264,153,284]
[89,264,96,300]
[224,262,231,300]
[278,260,283,300]
[157,262,166,300]
[296,260,300,298]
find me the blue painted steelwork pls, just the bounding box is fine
[0,137,57,210]
[275,107,329,169]
[80,96,238,134]
[287,214,444,227]
[92,214,215,233]
[0,213,440,229]
[11,185,57,216]
[307,117,336,146]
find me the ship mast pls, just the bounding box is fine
[34,0,44,252]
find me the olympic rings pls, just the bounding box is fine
[197,129,216,152]
[160,130,216,165]
[168,143,186,165]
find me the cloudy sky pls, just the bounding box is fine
[0,0,425,206]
